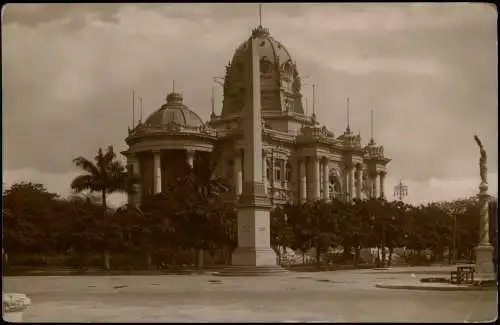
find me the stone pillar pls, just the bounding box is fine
[313,157,321,200]
[186,150,195,169]
[3,293,31,322]
[356,165,363,199]
[474,182,495,281]
[132,154,142,208]
[379,171,386,199]
[299,158,307,203]
[153,150,162,194]
[370,172,379,199]
[322,159,329,200]
[234,154,243,196]
[262,150,268,194]
[347,165,355,201]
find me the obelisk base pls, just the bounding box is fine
[214,247,288,277]
[231,247,278,266]
[474,244,496,282]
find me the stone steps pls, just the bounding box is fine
[212,266,289,277]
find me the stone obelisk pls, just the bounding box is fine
[230,27,278,267]
[473,135,495,282]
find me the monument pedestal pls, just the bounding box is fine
[214,191,287,276]
[474,244,496,282]
[231,247,278,266]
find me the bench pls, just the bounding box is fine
[450,264,475,284]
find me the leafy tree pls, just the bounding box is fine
[64,196,105,266]
[141,193,180,267]
[334,199,359,264]
[310,200,339,267]
[3,182,60,256]
[145,149,234,268]
[270,205,294,263]
[286,203,314,264]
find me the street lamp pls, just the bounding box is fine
[451,214,457,264]
[403,234,409,261]
[393,179,408,201]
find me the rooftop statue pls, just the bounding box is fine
[474,135,487,184]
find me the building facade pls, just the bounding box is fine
[123,26,390,208]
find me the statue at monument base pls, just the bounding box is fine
[472,135,496,283]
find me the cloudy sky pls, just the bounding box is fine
[2,3,497,206]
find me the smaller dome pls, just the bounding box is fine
[145,92,204,129]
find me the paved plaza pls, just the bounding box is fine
[3,266,497,322]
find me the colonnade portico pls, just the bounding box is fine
[128,146,388,207]
[125,148,211,206]
[227,152,387,204]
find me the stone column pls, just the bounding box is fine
[322,159,329,200]
[474,181,495,281]
[379,171,386,199]
[186,150,195,169]
[234,154,243,196]
[369,172,378,199]
[299,158,307,203]
[373,172,380,199]
[347,165,355,201]
[262,150,268,194]
[132,154,142,208]
[356,165,363,199]
[153,150,162,194]
[313,157,321,200]
[270,154,276,204]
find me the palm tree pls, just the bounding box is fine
[70,145,132,270]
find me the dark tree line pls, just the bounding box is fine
[270,197,497,267]
[3,146,497,270]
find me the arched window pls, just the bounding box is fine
[266,159,271,181]
[275,162,282,182]
[329,172,341,199]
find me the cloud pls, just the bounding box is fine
[385,173,498,205]
[2,3,122,27]
[2,3,497,205]
[281,3,494,33]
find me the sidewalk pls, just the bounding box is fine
[375,282,496,291]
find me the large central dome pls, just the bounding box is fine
[220,26,304,118]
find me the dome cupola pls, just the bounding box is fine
[221,26,304,118]
[144,92,204,129]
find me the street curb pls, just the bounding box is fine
[375,283,496,291]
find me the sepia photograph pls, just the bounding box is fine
[2,3,498,322]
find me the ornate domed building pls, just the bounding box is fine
[123,25,390,208]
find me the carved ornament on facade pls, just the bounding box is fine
[162,122,181,133]
[251,25,270,38]
[273,189,289,200]
[365,144,385,158]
